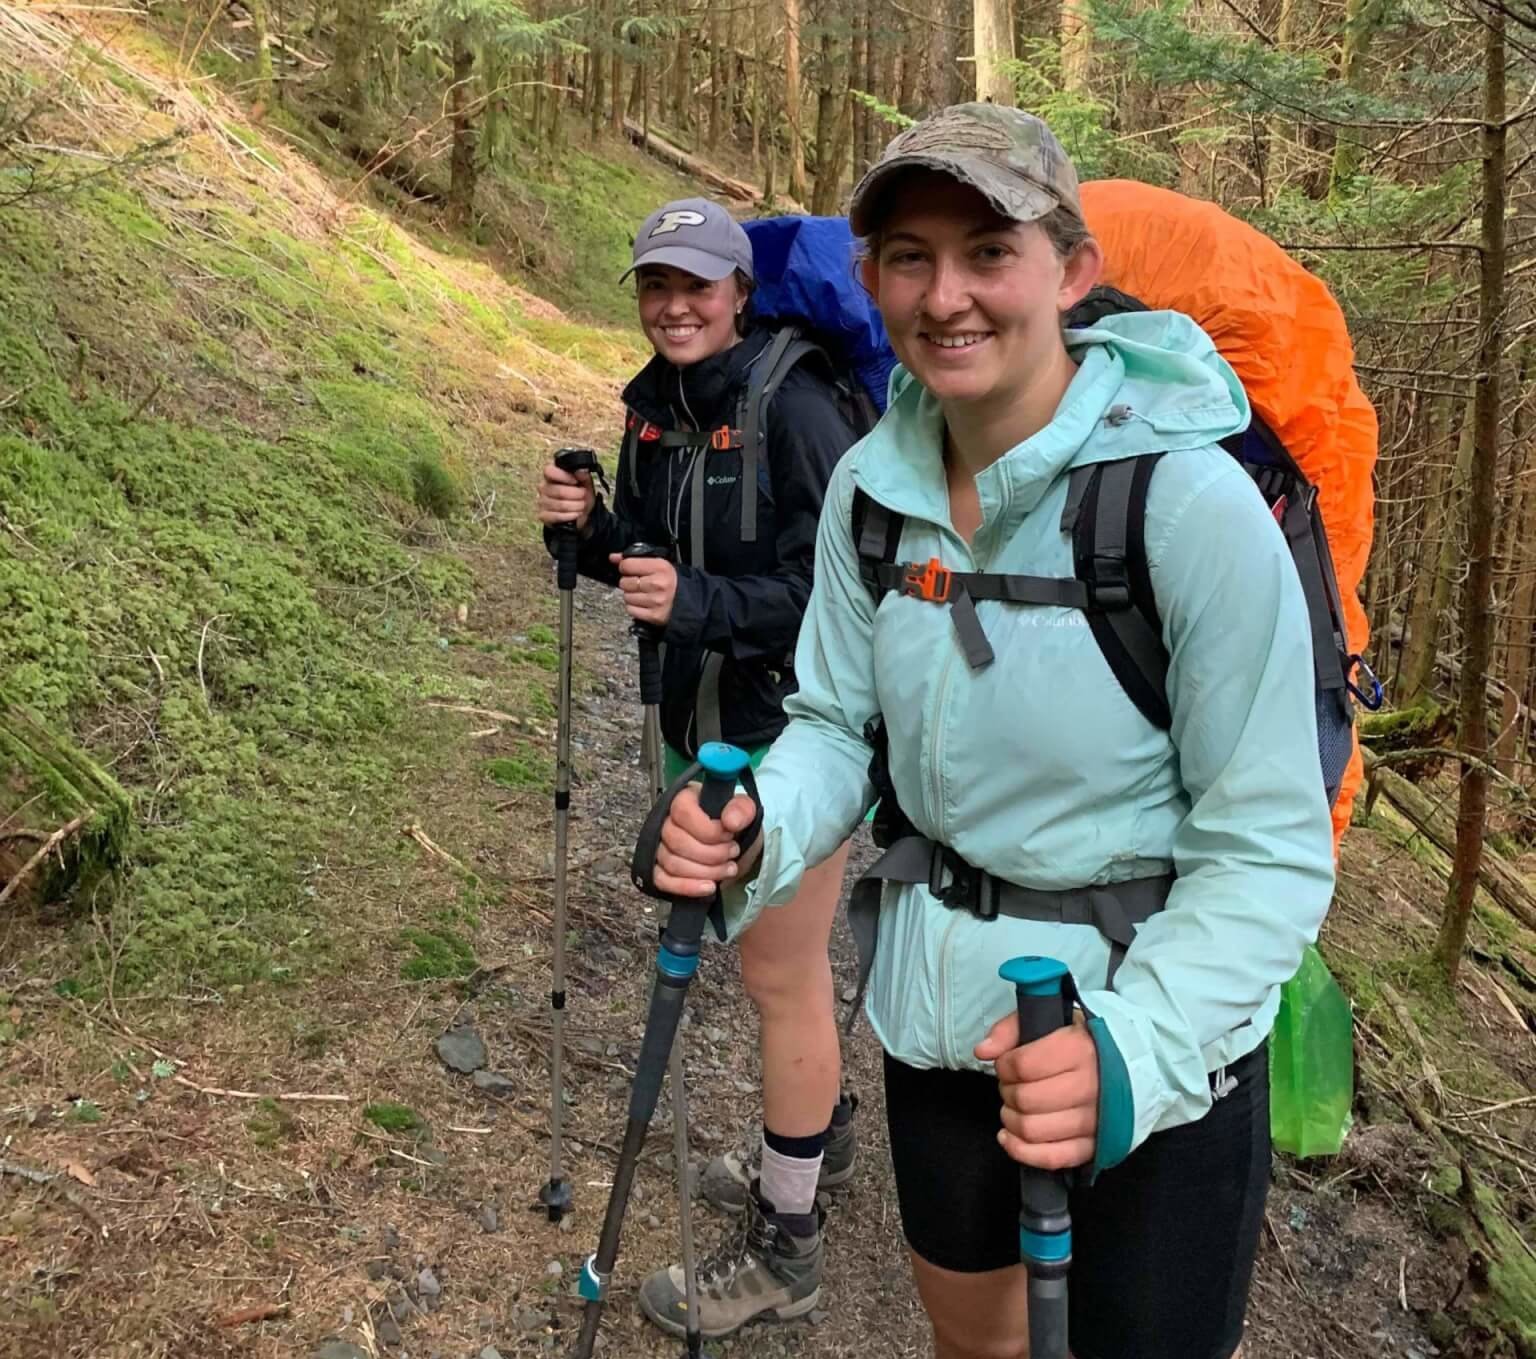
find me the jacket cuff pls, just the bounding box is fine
[1086,1012,1135,1181]
[664,564,710,648]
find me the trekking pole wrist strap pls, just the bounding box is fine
[630,760,763,940]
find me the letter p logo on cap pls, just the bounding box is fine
[650,209,708,236]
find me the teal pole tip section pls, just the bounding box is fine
[579,1256,605,1302]
[697,742,752,778]
[999,956,1069,996]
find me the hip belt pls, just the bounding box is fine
[844,835,1174,1031]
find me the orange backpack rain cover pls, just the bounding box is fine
[1080,180,1378,848]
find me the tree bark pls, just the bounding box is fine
[974,0,1015,104]
[1496,341,1535,775]
[813,27,835,203]
[851,19,867,178]
[1325,0,1392,198]
[1059,0,1090,96]
[247,0,275,103]
[751,0,762,168]
[446,35,478,226]
[332,0,369,111]
[709,0,723,149]
[1437,3,1507,981]
[785,0,808,201]
[1400,404,1471,709]
[590,0,608,135]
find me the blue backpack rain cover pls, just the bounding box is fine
[742,215,897,417]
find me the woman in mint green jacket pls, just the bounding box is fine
[649,104,1336,1359]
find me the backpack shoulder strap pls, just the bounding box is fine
[850,485,905,607]
[737,326,810,544]
[1073,454,1173,730]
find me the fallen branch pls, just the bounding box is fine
[217,1302,289,1327]
[1362,750,1536,933]
[1380,981,1448,1112]
[425,701,522,724]
[172,1074,351,1103]
[402,823,478,882]
[0,1158,58,1186]
[0,810,93,908]
[621,118,803,211]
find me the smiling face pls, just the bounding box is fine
[860,172,1101,412]
[636,265,745,366]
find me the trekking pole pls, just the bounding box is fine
[539,446,607,1225]
[999,956,1075,1359]
[572,742,756,1359]
[622,543,712,1359]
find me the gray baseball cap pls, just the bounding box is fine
[620,197,755,283]
[849,103,1081,237]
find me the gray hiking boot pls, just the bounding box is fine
[638,1185,823,1339]
[699,1093,859,1215]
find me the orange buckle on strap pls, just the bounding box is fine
[903,558,953,604]
[710,425,741,451]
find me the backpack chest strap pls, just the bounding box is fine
[842,834,1172,1033]
[870,559,1102,669]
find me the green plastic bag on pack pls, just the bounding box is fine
[1269,944,1354,1157]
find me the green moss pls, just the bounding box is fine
[398,927,476,980]
[246,1097,299,1148]
[410,454,462,519]
[483,753,551,790]
[363,1101,424,1133]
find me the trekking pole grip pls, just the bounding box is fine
[554,448,604,592]
[622,543,668,708]
[999,956,1075,1359]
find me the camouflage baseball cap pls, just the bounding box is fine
[848,103,1081,236]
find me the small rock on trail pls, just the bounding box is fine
[312,1344,370,1359]
[436,1025,488,1073]
[472,1068,516,1097]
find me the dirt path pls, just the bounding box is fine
[0,523,1475,1359]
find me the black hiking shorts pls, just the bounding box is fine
[883,1040,1270,1359]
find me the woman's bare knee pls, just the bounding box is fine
[737,842,849,1014]
[911,1252,1029,1359]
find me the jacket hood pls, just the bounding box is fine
[852,309,1249,523]
[622,326,775,430]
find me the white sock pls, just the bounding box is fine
[759,1139,823,1217]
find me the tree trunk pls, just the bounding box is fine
[784,0,808,201]
[332,0,369,111]
[1400,406,1472,708]
[1436,3,1507,981]
[751,0,762,168]
[813,28,835,201]
[1325,0,1392,198]
[590,0,608,135]
[247,0,275,103]
[1059,0,1090,96]
[673,15,692,135]
[446,36,478,226]
[610,22,624,133]
[897,11,922,113]
[709,0,723,149]
[974,0,1015,105]
[851,20,867,178]
[1496,341,1535,774]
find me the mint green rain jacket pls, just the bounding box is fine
[723,310,1337,1172]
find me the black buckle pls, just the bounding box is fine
[927,844,1000,920]
[1088,552,1131,611]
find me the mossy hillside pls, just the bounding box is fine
[0,28,647,992]
[475,142,699,328]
